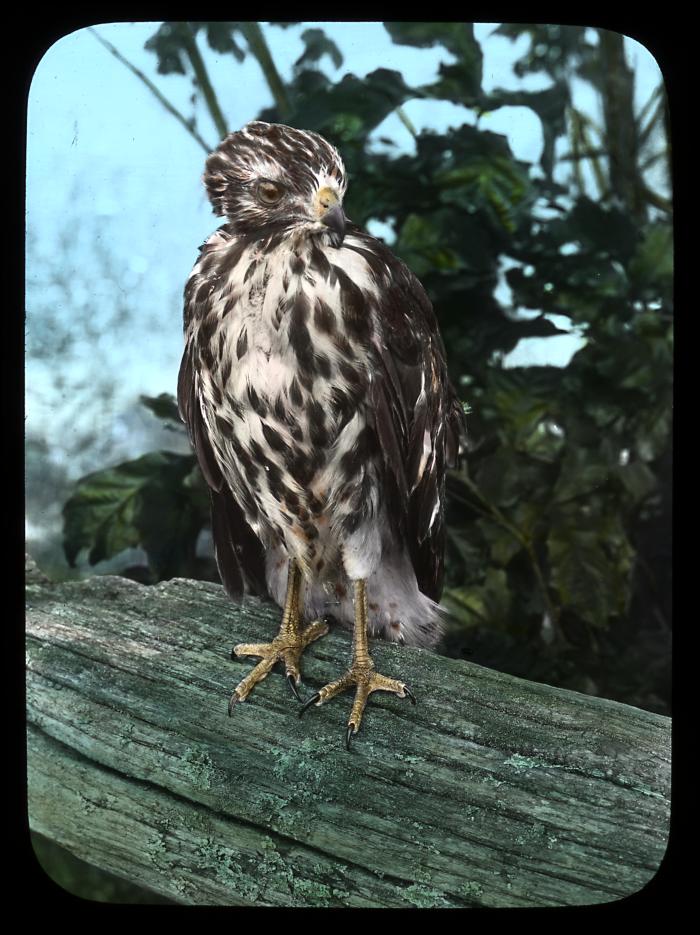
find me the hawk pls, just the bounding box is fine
[178,121,466,747]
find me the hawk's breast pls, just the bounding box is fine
[188,229,385,575]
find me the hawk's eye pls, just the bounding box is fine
[256,180,284,205]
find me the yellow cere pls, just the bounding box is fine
[315,186,339,217]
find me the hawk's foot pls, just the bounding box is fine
[229,616,330,713]
[299,662,416,749]
[227,560,329,713]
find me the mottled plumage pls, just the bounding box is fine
[178,121,466,656]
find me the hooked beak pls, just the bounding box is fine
[320,203,346,247]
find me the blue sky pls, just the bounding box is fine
[25,21,665,499]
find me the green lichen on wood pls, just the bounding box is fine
[182,748,224,791]
[26,563,671,907]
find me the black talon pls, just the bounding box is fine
[227,693,240,717]
[230,647,236,660]
[404,685,417,705]
[346,724,356,750]
[298,692,321,718]
[286,673,302,702]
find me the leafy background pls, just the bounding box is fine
[27,22,671,902]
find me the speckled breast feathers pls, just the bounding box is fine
[178,121,466,647]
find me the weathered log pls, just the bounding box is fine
[26,557,670,907]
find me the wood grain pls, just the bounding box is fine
[26,562,670,906]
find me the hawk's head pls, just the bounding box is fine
[203,122,348,247]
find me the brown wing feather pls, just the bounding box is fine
[349,230,466,601]
[177,322,267,600]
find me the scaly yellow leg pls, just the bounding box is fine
[228,559,329,713]
[299,579,416,747]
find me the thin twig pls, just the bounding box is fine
[239,22,291,117]
[572,107,608,199]
[573,108,605,139]
[636,83,663,130]
[568,107,586,195]
[396,106,418,139]
[639,149,668,172]
[560,147,608,162]
[641,185,672,214]
[637,94,666,150]
[88,27,213,154]
[175,23,229,141]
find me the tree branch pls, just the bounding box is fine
[567,107,608,198]
[239,22,291,118]
[175,23,229,141]
[27,560,670,907]
[396,106,418,139]
[88,27,213,154]
[598,29,646,222]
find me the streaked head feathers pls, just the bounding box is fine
[203,122,347,236]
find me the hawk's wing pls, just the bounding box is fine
[177,239,268,599]
[347,229,467,601]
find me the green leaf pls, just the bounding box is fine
[429,125,533,232]
[628,222,673,291]
[62,451,199,577]
[436,155,530,233]
[636,409,672,463]
[483,368,554,442]
[566,198,640,262]
[204,23,246,61]
[395,213,463,277]
[614,459,658,505]
[260,68,414,141]
[547,515,634,627]
[482,85,569,177]
[134,465,204,579]
[476,518,523,567]
[139,393,184,428]
[552,446,610,505]
[444,568,511,629]
[384,22,483,98]
[295,28,343,72]
[445,526,487,580]
[182,462,210,515]
[144,23,189,75]
[422,62,481,107]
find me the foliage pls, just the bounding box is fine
[63,448,201,579]
[63,23,671,714]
